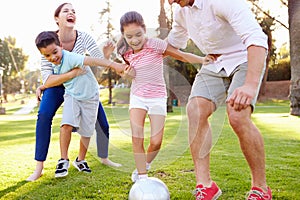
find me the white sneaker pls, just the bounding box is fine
[131,164,151,182]
[55,159,70,178]
[73,157,92,173]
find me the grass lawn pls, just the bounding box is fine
[0,90,299,199]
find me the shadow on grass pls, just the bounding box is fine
[0,180,28,198]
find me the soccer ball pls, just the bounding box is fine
[128,177,170,200]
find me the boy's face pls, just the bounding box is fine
[39,43,63,65]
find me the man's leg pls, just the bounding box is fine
[227,105,268,191]
[186,97,215,186]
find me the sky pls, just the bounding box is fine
[0,0,288,70]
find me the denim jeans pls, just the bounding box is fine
[34,85,110,161]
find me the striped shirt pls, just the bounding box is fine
[40,30,103,84]
[124,38,168,98]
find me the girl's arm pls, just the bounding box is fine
[83,57,127,74]
[164,44,214,64]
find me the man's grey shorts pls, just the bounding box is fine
[189,62,265,109]
[62,93,99,137]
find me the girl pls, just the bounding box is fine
[117,11,213,182]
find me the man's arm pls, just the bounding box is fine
[227,45,267,111]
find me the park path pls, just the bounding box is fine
[13,98,37,115]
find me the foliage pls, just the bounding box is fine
[0,37,28,96]
[268,57,291,81]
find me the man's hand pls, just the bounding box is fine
[226,84,257,111]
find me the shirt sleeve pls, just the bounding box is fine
[40,56,53,85]
[81,32,105,69]
[213,0,268,50]
[167,6,190,49]
[66,51,85,70]
[150,38,168,54]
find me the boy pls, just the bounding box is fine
[35,31,129,177]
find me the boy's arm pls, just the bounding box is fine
[164,44,214,64]
[83,56,127,73]
[43,68,86,88]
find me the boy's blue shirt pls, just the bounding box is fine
[53,50,99,100]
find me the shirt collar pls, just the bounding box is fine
[191,0,202,9]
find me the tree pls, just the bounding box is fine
[288,0,300,116]
[97,0,121,104]
[0,37,28,101]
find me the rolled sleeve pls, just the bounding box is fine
[40,56,53,84]
[215,0,268,50]
[167,7,189,49]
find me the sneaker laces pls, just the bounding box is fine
[246,190,266,200]
[193,186,208,200]
[56,159,68,169]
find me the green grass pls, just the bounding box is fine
[0,91,299,199]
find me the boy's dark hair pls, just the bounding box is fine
[35,31,60,50]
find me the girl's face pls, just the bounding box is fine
[39,43,63,65]
[55,3,76,28]
[123,23,146,53]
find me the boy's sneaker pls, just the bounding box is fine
[246,186,272,200]
[72,157,91,173]
[131,164,151,183]
[194,181,222,200]
[55,159,70,178]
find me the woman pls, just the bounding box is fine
[27,2,121,181]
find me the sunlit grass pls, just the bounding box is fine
[0,92,299,199]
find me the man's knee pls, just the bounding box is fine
[186,98,214,119]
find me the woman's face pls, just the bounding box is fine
[123,23,146,53]
[55,3,76,28]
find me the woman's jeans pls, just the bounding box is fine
[34,85,110,161]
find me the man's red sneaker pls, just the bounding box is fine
[194,181,222,200]
[246,186,272,200]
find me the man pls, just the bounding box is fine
[167,0,272,199]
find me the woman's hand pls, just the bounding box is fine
[36,85,45,101]
[103,41,115,59]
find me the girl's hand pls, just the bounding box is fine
[103,41,115,59]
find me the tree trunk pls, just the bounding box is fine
[288,0,300,116]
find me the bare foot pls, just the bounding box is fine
[26,170,43,181]
[101,158,122,167]
[26,161,44,181]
